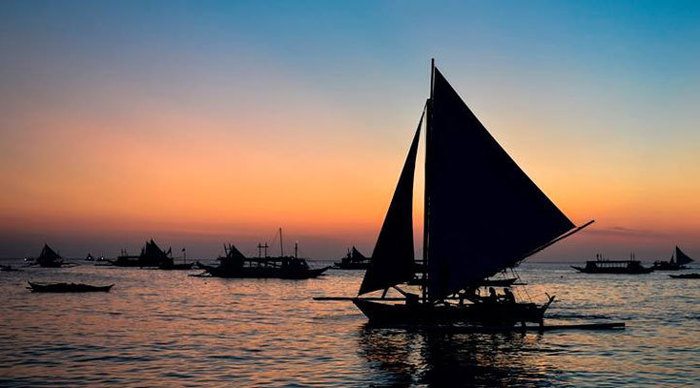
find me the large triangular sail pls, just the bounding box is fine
[426,67,576,299]
[358,112,423,295]
[227,244,246,260]
[141,239,170,260]
[351,247,367,261]
[675,246,694,265]
[39,244,61,260]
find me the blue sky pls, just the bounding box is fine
[1,1,699,259]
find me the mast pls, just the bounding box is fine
[279,227,284,257]
[422,58,434,303]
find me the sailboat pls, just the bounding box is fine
[334,247,371,270]
[34,244,65,268]
[318,60,593,327]
[652,246,694,271]
[109,239,176,268]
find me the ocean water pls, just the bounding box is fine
[0,260,698,387]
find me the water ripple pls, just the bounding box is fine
[0,261,698,386]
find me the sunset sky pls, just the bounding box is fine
[1,1,699,260]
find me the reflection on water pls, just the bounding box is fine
[359,327,553,387]
[0,261,698,386]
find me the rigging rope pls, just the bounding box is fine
[510,267,535,303]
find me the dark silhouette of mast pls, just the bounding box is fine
[257,243,269,258]
[279,227,284,257]
[422,58,434,303]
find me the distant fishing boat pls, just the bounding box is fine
[652,246,694,271]
[158,246,194,270]
[572,254,653,274]
[196,229,329,279]
[669,273,700,279]
[0,264,21,272]
[316,61,593,328]
[27,281,113,293]
[31,244,65,268]
[109,239,174,268]
[333,247,371,270]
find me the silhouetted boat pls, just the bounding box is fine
[572,254,654,274]
[653,246,694,271]
[669,273,700,279]
[109,239,173,268]
[85,253,105,262]
[27,281,114,293]
[316,60,593,328]
[32,244,65,268]
[334,247,371,270]
[0,264,21,272]
[197,230,330,279]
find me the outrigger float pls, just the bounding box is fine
[316,60,624,332]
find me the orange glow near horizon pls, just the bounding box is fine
[2,101,700,259]
[1,20,699,259]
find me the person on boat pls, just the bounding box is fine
[487,287,498,303]
[503,288,516,304]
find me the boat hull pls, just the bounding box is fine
[27,282,114,293]
[669,273,700,279]
[108,259,162,268]
[198,263,329,279]
[37,261,64,268]
[571,265,654,274]
[352,299,547,327]
[651,262,687,271]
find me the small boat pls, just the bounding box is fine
[28,244,65,268]
[669,273,700,279]
[109,239,174,268]
[27,281,114,293]
[197,231,330,279]
[572,254,654,274]
[653,246,694,271]
[333,247,371,270]
[85,253,95,261]
[0,264,21,272]
[316,60,595,328]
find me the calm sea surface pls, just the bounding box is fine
[0,260,698,387]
